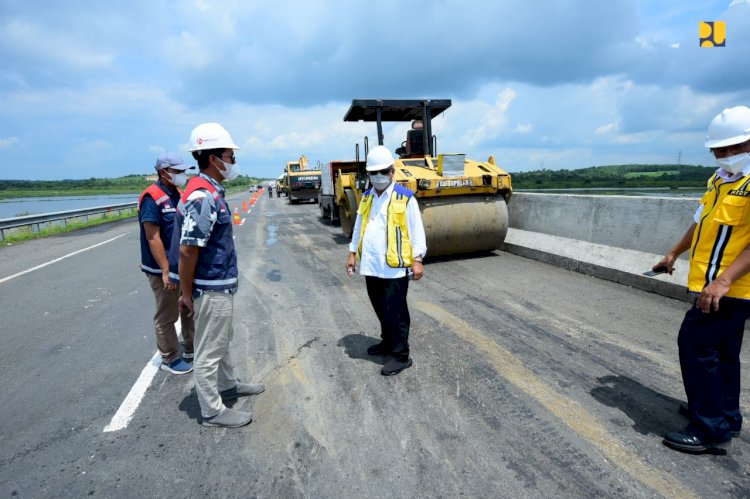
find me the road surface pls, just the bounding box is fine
[0,192,748,498]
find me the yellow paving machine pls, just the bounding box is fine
[335,99,512,256]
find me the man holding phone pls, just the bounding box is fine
[654,106,750,454]
[346,146,427,376]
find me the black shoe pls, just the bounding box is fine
[367,342,388,355]
[678,403,741,438]
[381,358,412,376]
[662,426,732,454]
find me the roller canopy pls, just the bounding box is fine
[344,99,451,122]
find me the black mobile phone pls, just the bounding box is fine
[643,266,670,277]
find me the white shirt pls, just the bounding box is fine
[348,181,427,278]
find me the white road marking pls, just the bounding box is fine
[240,218,246,225]
[104,322,184,432]
[0,234,126,284]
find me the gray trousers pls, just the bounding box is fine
[147,274,195,363]
[193,291,239,418]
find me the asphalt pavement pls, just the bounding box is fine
[0,191,748,498]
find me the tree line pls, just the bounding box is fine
[510,164,716,189]
[0,174,267,198]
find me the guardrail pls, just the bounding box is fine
[0,202,138,241]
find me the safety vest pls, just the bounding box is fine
[168,175,238,293]
[138,183,180,275]
[357,183,414,268]
[689,172,750,299]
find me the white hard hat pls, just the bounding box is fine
[705,106,750,149]
[188,122,240,151]
[366,145,395,172]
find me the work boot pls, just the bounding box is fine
[381,358,413,376]
[220,383,265,401]
[201,408,252,428]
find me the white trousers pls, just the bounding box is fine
[193,291,238,418]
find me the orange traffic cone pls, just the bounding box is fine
[242,200,248,212]
[233,207,241,225]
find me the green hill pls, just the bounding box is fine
[510,164,716,189]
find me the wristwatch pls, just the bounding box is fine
[414,256,423,263]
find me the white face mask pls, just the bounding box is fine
[170,172,187,186]
[218,158,240,180]
[717,152,750,175]
[369,173,391,190]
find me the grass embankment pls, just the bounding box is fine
[2,208,139,245]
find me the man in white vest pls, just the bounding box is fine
[346,146,427,376]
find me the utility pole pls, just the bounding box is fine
[677,151,682,165]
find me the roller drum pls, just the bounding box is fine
[419,195,508,256]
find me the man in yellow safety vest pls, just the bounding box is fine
[346,146,427,376]
[656,106,750,454]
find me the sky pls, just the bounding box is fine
[1,0,749,180]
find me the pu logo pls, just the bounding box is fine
[700,21,726,47]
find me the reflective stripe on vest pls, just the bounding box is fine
[139,184,178,208]
[357,184,414,268]
[138,183,181,276]
[689,173,750,299]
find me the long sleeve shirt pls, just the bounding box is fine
[348,181,427,278]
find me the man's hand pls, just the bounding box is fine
[179,294,194,318]
[346,252,356,277]
[412,261,424,281]
[698,276,730,313]
[653,254,677,275]
[162,271,176,292]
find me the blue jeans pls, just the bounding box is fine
[678,297,747,440]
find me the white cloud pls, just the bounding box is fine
[0,137,19,148]
[596,123,619,135]
[513,123,533,134]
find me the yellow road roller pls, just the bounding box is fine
[336,99,512,257]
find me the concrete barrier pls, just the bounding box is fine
[503,192,702,302]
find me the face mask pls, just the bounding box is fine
[218,158,240,180]
[717,152,750,175]
[170,172,187,186]
[369,173,391,190]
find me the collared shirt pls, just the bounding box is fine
[179,173,235,296]
[348,181,427,278]
[693,163,750,222]
[180,173,225,248]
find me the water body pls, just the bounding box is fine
[0,194,138,219]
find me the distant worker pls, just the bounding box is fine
[346,145,427,376]
[655,106,750,454]
[138,152,196,375]
[174,123,265,428]
[268,181,275,198]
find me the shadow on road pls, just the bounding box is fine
[178,389,204,423]
[338,333,388,366]
[590,374,684,436]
